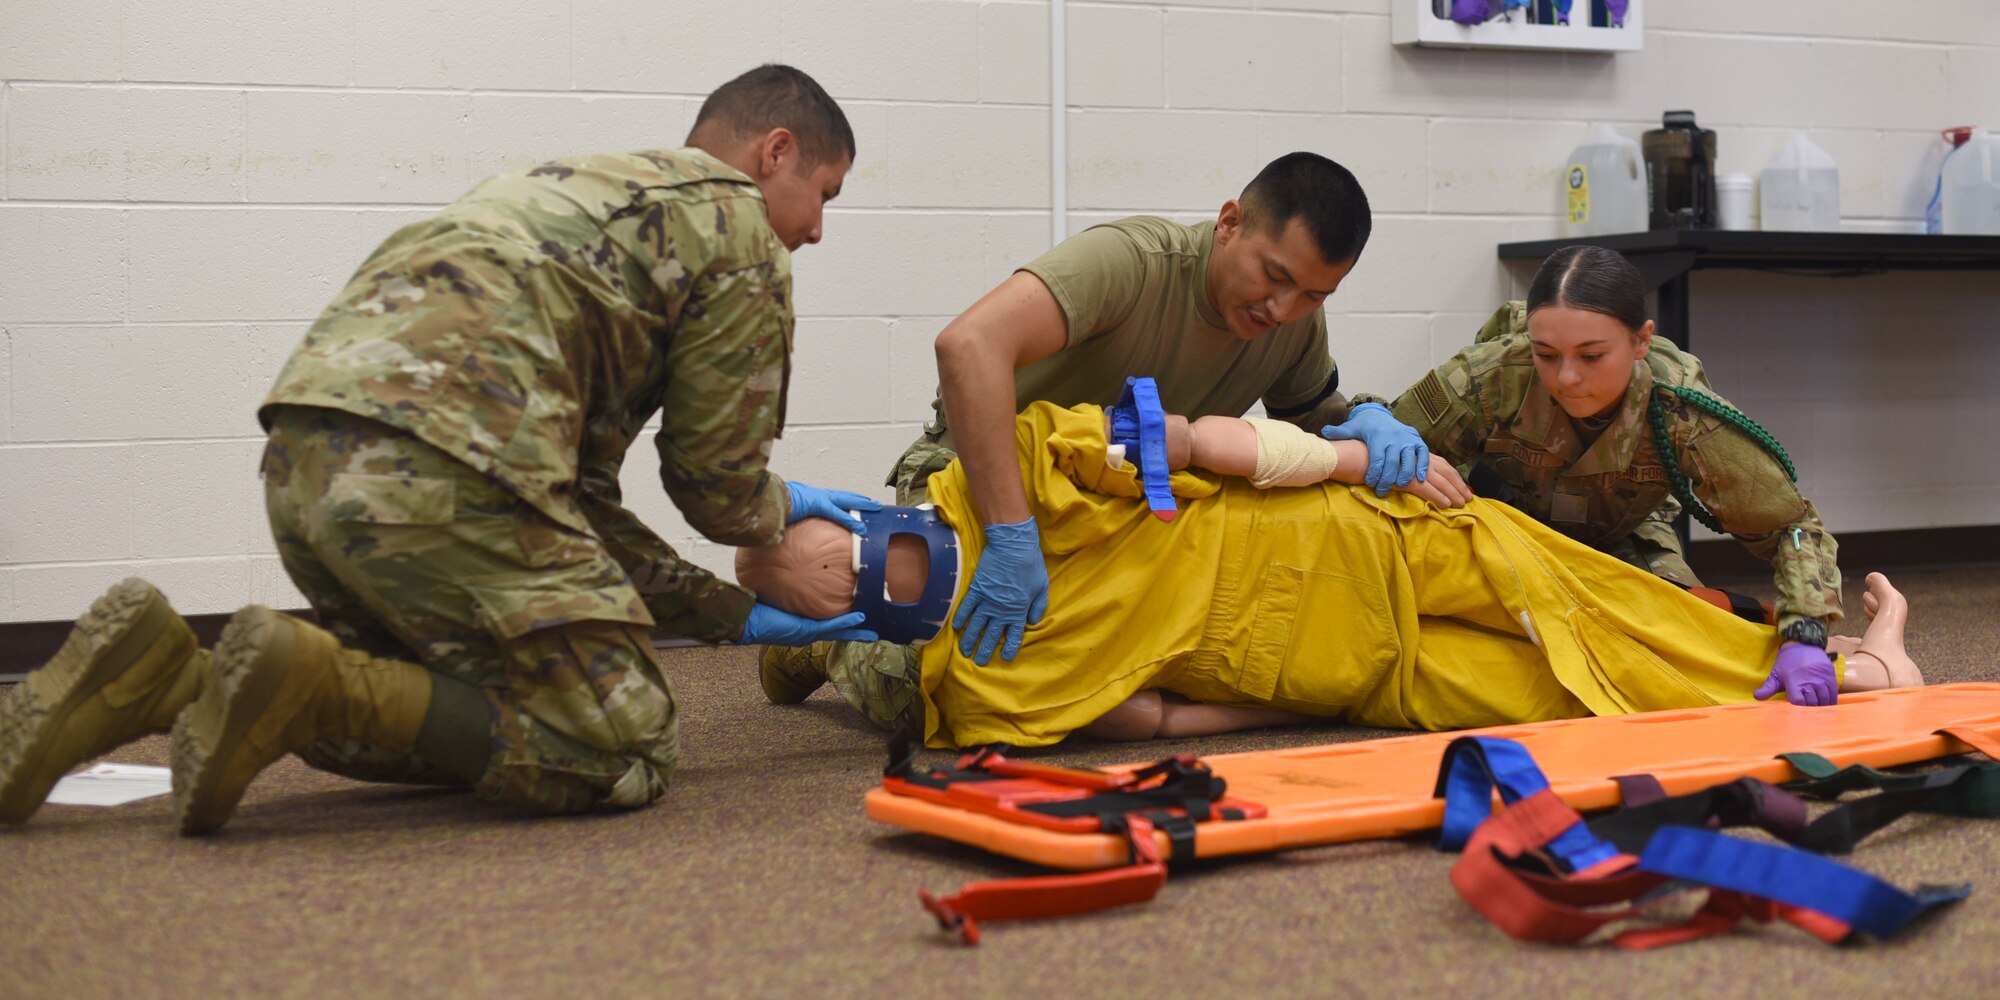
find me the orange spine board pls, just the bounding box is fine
[866,684,2000,871]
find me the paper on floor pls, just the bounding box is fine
[45,763,172,807]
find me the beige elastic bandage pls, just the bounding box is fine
[1245,417,1341,489]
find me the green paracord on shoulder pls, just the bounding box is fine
[1646,386,1796,534]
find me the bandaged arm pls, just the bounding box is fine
[1170,414,1367,488]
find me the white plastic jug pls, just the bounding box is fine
[1562,125,1647,237]
[1942,128,2000,235]
[1759,132,1840,232]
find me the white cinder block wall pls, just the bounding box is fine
[2,1,1997,622]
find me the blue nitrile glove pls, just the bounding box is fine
[739,602,878,647]
[1754,643,1838,707]
[1320,402,1430,497]
[785,480,881,531]
[951,517,1051,665]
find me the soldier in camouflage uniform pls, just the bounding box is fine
[1384,246,1843,702]
[0,65,876,830]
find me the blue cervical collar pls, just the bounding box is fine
[852,505,959,645]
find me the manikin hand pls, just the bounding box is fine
[1391,454,1476,509]
[952,517,1051,665]
[1321,403,1430,497]
[739,602,878,647]
[1754,642,1838,707]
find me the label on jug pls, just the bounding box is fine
[1567,164,1590,224]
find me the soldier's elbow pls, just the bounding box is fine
[669,480,784,548]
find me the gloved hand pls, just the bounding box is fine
[951,517,1051,665]
[1320,403,1430,497]
[739,602,878,647]
[1753,643,1838,707]
[785,480,881,532]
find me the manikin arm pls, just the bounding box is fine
[1154,413,1474,508]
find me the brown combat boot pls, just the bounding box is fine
[171,606,431,835]
[0,579,209,824]
[758,642,831,705]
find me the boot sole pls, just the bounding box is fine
[172,607,300,836]
[0,579,191,825]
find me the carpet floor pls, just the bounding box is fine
[4,566,1999,998]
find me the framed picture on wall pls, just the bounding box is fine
[1393,0,1645,52]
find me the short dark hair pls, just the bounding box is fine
[688,64,856,168]
[1526,245,1649,334]
[1240,152,1373,265]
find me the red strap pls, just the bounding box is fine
[1611,893,1851,950]
[1450,790,1662,943]
[916,815,1167,946]
[1449,789,1852,948]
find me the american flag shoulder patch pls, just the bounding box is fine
[1411,371,1452,425]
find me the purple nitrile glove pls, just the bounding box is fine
[1753,643,1838,707]
[1450,0,1497,26]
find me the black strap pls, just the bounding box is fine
[1612,773,1669,809]
[1587,777,1807,857]
[1021,756,1225,824]
[1582,753,2000,867]
[1779,753,2000,855]
[884,714,925,778]
[1265,366,1340,420]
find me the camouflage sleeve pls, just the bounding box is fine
[1684,426,1842,626]
[577,455,755,643]
[655,257,793,548]
[1386,352,1495,467]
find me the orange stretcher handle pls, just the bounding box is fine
[959,749,1139,791]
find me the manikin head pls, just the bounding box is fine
[735,517,931,619]
[1525,245,1657,421]
[686,64,855,251]
[1206,152,1372,341]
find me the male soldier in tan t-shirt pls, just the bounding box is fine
[762,152,1471,730]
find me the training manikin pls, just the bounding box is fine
[737,392,1922,750]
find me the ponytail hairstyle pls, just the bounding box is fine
[1525,245,1648,335]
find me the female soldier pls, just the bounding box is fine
[1385,245,1843,703]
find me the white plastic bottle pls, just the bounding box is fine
[1942,128,2000,235]
[1759,132,1841,232]
[1562,125,1647,237]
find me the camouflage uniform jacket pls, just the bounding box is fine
[1390,301,1841,627]
[261,148,793,641]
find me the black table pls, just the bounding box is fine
[1497,230,2000,352]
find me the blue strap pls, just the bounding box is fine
[1108,377,1178,521]
[1434,738,1622,873]
[1639,826,1970,939]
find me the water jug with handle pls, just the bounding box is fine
[1760,132,1840,232]
[1562,125,1647,237]
[1942,128,2000,235]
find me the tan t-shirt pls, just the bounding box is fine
[927,216,1335,449]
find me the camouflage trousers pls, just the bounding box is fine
[263,405,676,814]
[811,432,959,730]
